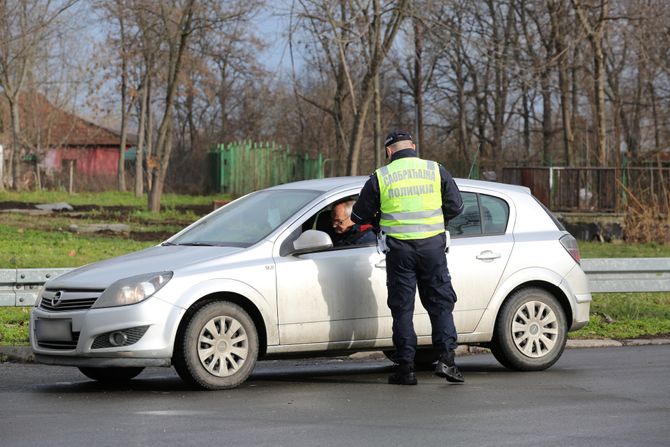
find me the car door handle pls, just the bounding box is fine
[476,250,501,261]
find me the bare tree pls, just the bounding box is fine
[296,0,407,175]
[145,0,196,212]
[0,0,79,190]
[572,0,609,165]
[549,0,576,165]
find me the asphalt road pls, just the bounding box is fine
[1,345,668,447]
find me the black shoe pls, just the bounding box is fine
[435,361,465,383]
[388,371,418,385]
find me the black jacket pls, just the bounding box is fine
[351,149,464,228]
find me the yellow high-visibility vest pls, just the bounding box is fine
[376,157,444,240]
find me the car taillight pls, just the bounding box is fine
[560,234,581,264]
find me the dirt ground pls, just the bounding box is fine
[0,201,217,242]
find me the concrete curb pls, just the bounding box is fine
[2,338,669,364]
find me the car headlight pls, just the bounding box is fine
[92,272,173,309]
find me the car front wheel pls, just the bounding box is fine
[173,301,259,390]
[490,288,567,371]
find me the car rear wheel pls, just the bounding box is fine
[173,301,259,390]
[490,288,567,371]
[78,367,144,382]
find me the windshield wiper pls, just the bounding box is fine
[161,241,177,246]
[173,242,217,246]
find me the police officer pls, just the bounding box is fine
[351,130,464,385]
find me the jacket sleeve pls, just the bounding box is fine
[352,174,380,226]
[440,165,464,222]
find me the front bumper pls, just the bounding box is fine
[30,295,185,367]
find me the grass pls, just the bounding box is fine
[0,225,156,268]
[570,292,670,339]
[0,308,31,345]
[578,241,670,258]
[0,190,229,207]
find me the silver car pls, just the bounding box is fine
[30,177,591,389]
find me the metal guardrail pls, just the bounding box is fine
[0,258,669,307]
[0,268,72,307]
[580,258,670,293]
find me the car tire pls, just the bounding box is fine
[490,288,567,371]
[173,301,259,390]
[78,367,144,382]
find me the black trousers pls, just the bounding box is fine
[385,232,458,367]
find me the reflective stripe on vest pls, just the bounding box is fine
[376,157,444,240]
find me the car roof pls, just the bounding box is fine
[456,178,531,195]
[268,176,531,196]
[268,176,369,192]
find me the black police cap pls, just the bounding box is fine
[384,130,413,147]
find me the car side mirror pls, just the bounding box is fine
[292,230,333,254]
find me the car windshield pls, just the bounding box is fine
[167,189,321,247]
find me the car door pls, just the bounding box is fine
[445,190,514,332]
[273,192,391,348]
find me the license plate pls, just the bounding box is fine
[36,319,72,342]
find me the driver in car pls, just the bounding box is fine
[330,199,376,247]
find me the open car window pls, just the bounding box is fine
[280,194,376,255]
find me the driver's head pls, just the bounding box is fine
[331,200,355,234]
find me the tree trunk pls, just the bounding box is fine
[572,0,609,166]
[522,91,531,159]
[117,11,127,192]
[147,0,194,212]
[9,97,22,190]
[649,82,659,151]
[146,79,153,192]
[541,74,552,165]
[346,0,406,175]
[135,82,148,197]
[373,71,381,169]
[571,46,580,164]
[593,43,607,165]
[413,13,424,157]
[118,103,128,191]
[553,4,575,167]
[347,95,373,175]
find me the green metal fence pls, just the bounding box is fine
[209,141,325,195]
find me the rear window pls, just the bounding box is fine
[532,196,565,231]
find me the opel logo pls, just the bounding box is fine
[51,291,63,307]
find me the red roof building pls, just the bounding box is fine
[1,92,135,190]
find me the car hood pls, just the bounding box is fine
[46,245,245,290]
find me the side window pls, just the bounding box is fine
[448,192,481,236]
[280,194,375,255]
[447,192,509,237]
[480,194,509,234]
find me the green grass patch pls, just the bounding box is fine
[0,308,31,346]
[570,292,670,339]
[0,225,155,268]
[579,241,670,258]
